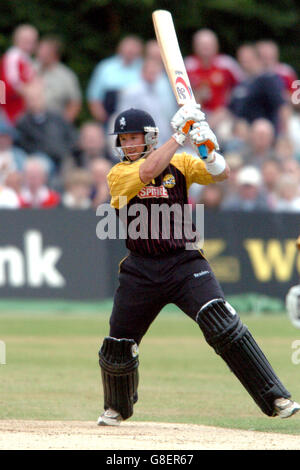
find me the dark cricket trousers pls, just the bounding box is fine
[109,249,224,345]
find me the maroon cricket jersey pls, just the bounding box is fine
[107,152,213,256]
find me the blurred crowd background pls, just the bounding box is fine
[0,18,300,212]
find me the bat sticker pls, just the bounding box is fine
[175,77,193,100]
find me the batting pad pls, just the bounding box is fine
[99,336,139,420]
[196,299,291,416]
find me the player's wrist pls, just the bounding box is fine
[204,150,216,164]
[204,151,226,175]
[172,132,186,146]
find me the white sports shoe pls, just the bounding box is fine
[97,408,123,426]
[274,398,300,419]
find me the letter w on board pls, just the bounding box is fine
[244,239,298,282]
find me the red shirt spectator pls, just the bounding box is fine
[0,25,38,123]
[185,29,243,112]
[20,187,60,208]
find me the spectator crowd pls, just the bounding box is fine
[0,23,300,212]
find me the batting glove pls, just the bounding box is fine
[189,121,219,161]
[172,132,187,146]
[171,103,206,135]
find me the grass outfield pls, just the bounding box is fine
[0,300,300,435]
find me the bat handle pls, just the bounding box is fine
[198,144,208,159]
[184,119,208,159]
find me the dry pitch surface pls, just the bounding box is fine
[0,420,299,450]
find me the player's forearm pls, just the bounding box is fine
[139,137,180,184]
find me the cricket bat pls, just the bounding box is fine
[152,9,208,158]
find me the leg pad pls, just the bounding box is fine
[99,336,139,420]
[196,299,290,416]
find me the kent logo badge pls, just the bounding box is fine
[163,174,176,188]
[119,117,126,129]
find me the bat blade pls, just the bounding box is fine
[152,10,194,105]
[152,9,208,158]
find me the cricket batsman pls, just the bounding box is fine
[97,104,300,425]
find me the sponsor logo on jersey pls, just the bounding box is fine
[163,174,176,189]
[137,185,169,199]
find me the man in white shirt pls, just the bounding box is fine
[0,185,20,208]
